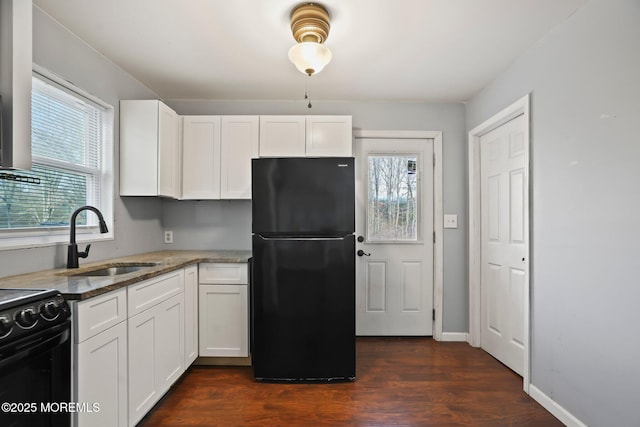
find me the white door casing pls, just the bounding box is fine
[354,131,442,337]
[468,94,530,391]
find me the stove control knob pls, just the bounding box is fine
[0,316,11,337]
[15,308,38,329]
[41,301,61,320]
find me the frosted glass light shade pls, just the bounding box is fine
[288,42,332,76]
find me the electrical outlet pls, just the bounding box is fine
[444,214,458,229]
[164,230,173,244]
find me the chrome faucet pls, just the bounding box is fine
[67,205,109,268]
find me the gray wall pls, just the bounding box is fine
[0,6,165,277]
[466,0,640,425]
[165,100,469,333]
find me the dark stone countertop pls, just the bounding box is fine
[0,250,252,301]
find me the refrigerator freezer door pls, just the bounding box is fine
[251,157,355,235]
[251,234,355,381]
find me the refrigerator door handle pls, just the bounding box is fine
[255,235,351,241]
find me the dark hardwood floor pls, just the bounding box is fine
[138,337,562,427]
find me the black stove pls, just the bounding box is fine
[0,288,72,427]
[0,288,70,345]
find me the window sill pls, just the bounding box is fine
[0,230,114,251]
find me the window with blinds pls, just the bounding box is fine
[0,72,113,245]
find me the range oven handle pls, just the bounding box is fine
[0,321,70,371]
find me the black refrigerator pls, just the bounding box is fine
[251,157,355,382]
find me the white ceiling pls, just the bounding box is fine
[33,0,586,103]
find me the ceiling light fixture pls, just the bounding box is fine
[288,3,332,76]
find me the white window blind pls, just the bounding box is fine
[0,72,112,240]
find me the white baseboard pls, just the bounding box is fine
[529,384,587,427]
[439,332,469,342]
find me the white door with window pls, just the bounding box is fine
[355,137,434,336]
[480,114,527,376]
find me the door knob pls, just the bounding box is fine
[357,249,371,257]
[357,236,364,242]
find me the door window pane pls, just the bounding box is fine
[367,155,419,241]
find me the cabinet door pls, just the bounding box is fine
[259,116,306,157]
[158,102,182,198]
[184,265,199,367]
[221,116,259,199]
[76,321,128,427]
[128,305,160,427]
[157,293,185,390]
[199,284,248,357]
[119,100,159,196]
[128,272,186,427]
[305,115,353,156]
[182,116,221,199]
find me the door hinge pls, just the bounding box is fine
[433,153,436,167]
[432,309,435,321]
[433,231,435,244]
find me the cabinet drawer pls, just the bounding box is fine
[128,269,184,317]
[75,288,127,343]
[199,263,248,284]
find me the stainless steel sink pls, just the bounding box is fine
[67,263,158,277]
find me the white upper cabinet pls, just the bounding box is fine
[121,107,351,200]
[305,116,353,157]
[120,100,181,198]
[158,103,182,198]
[259,115,352,157]
[259,116,306,157]
[182,115,258,200]
[220,116,259,199]
[182,116,221,199]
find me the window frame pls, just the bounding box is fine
[0,65,114,250]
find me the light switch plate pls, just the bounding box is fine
[444,214,458,229]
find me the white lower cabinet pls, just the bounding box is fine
[157,293,185,387]
[76,321,128,427]
[128,272,185,427]
[199,284,248,357]
[128,304,158,426]
[73,262,245,426]
[128,293,185,426]
[184,265,199,367]
[198,263,249,357]
[74,288,128,427]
